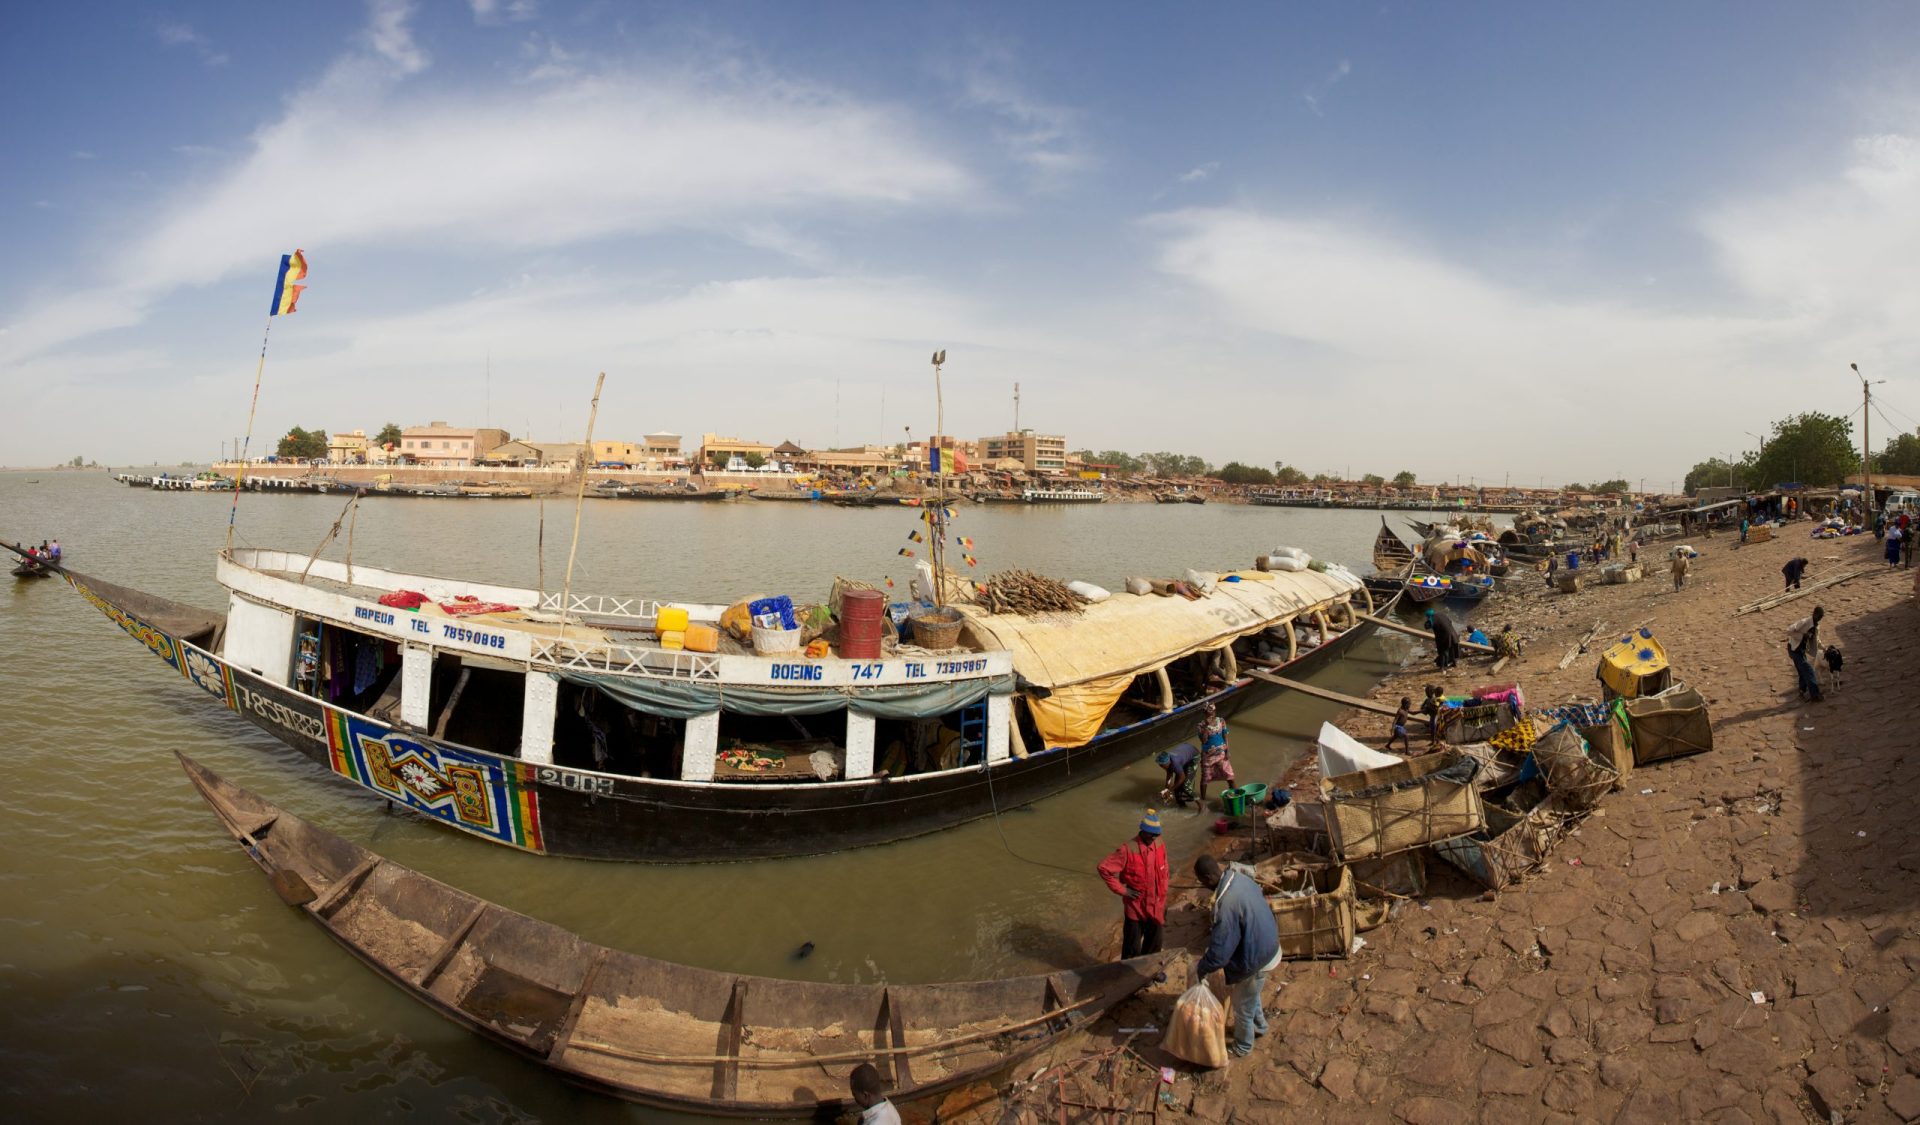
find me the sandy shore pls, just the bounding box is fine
[991,526,1920,1122]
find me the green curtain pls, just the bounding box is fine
[557,671,1012,720]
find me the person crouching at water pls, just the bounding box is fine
[1155,743,1199,806]
[1097,811,1169,959]
[1194,855,1282,1059]
[848,1063,901,1125]
[1198,703,1234,786]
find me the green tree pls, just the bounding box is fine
[1683,458,1744,495]
[1591,479,1630,494]
[1747,412,1858,488]
[743,452,766,469]
[1876,432,1920,476]
[1271,463,1307,486]
[276,426,327,459]
[1213,462,1275,485]
[1361,472,1385,487]
[375,423,403,448]
[69,455,84,468]
[1093,450,1145,474]
[1310,472,1331,484]
[1392,470,1416,489]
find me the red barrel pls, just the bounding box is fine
[839,589,886,659]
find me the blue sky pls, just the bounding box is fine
[6,1,1920,486]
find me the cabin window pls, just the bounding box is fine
[873,709,987,776]
[712,711,848,781]
[291,618,402,713]
[425,654,526,756]
[550,681,683,777]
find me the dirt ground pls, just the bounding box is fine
[997,525,1920,1123]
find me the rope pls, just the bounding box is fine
[980,760,1092,876]
[225,313,275,552]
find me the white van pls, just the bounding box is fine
[1885,490,1919,514]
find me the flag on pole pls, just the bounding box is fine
[269,250,308,316]
[958,536,975,549]
[907,530,923,543]
[898,547,915,557]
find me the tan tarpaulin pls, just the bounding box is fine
[959,567,1360,747]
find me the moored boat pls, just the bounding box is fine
[176,752,1168,1118]
[1020,487,1104,504]
[1371,519,1417,573]
[13,538,1388,862]
[1404,572,1452,603]
[1446,574,1495,603]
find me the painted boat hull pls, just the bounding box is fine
[48,563,1386,862]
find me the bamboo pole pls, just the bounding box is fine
[1732,569,1868,616]
[556,374,606,649]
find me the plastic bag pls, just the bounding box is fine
[1162,984,1228,1068]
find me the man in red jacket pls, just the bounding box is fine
[1098,811,1170,958]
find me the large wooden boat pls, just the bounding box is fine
[1403,572,1452,604]
[9,538,1388,862]
[1371,519,1417,573]
[177,753,1167,1118]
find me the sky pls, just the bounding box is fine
[6,1,1920,488]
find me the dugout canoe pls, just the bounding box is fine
[177,751,1167,1118]
[1371,518,1417,573]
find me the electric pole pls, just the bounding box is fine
[1854,363,1884,518]
[1013,382,1020,432]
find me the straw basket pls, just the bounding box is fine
[1252,854,1356,960]
[1625,686,1712,765]
[1530,723,1619,810]
[908,607,964,650]
[1319,748,1486,862]
[751,623,803,655]
[1433,780,1578,891]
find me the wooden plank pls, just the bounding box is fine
[711,978,748,1102]
[308,856,379,919]
[1355,612,1494,653]
[1245,669,1399,716]
[545,947,610,1061]
[431,667,473,740]
[415,901,489,988]
[884,986,914,1091]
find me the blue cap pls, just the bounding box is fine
[1139,810,1162,835]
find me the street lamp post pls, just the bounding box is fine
[1852,363,1885,519]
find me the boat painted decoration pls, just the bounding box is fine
[323,712,545,851]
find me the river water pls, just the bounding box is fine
[0,472,1466,1120]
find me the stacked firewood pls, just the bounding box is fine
[978,569,1089,616]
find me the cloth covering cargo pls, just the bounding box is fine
[959,566,1360,747]
[560,670,1014,721]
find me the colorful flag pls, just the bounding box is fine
[958,536,975,549]
[269,250,308,316]
[884,577,895,588]
[963,553,978,567]
[898,547,915,557]
[907,530,923,543]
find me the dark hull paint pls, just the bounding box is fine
[51,564,1383,862]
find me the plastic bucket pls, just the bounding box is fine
[1221,787,1248,817]
[1238,782,1270,810]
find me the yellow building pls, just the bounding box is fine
[979,430,1067,475]
[326,429,370,463]
[698,432,774,468]
[591,440,642,466]
[400,423,511,467]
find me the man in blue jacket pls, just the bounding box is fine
[1194,854,1282,1058]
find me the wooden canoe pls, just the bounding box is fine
[1371,519,1417,572]
[176,753,1168,1117]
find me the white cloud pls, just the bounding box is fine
[1302,58,1351,117]
[1177,162,1218,184]
[365,0,428,77]
[155,20,230,67]
[471,0,539,25]
[957,48,1089,187]
[1,47,979,369]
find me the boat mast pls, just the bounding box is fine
[931,349,948,607]
[556,373,606,648]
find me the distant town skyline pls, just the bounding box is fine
[6,2,1920,484]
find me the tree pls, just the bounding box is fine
[1590,479,1630,494]
[1392,470,1416,489]
[1876,432,1920,476]
[743,452,766,469]
[1093,450,1145,474]
[276,426,327,460]
[69,455,84,468]
[1360,473,1385,487]
[1310,472,1331,484]
[1747,412,1858,489]
[1213,462,1275,485]
[375,423,403,448]
[1271,463,1307,486]
[1683,459,1744,495]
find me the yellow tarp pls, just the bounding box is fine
[959,567,1362,747]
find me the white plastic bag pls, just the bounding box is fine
[1162,984,1228,1068]
[1066,580,1111,603]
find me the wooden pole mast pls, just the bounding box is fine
[556,373,606,648]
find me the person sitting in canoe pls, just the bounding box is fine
[1155,743,1199,806]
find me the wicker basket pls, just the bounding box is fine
[1625,686,1712,765]
[751,623,803,655]
[1578,704,1633,784]
[1319,748,1486,862]
[1252,855,1356,960]
[1530,723,1618,810]
[1433,779,1578,891]
[908,607,964,650]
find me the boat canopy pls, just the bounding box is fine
[559,669,1013,720]
[959,567,1359,747]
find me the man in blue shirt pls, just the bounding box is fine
[1194,854,1282,1058]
